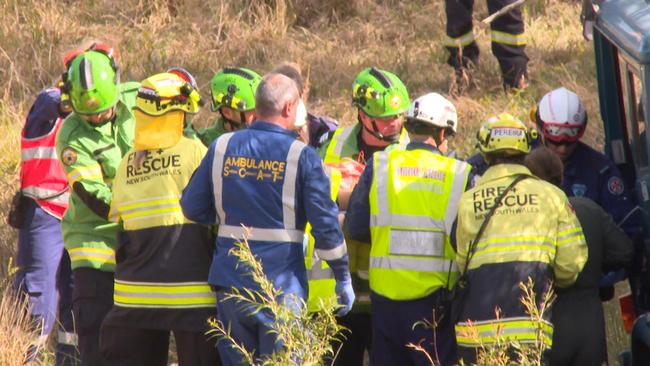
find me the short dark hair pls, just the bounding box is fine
[271,62,305,97]
[524,146,564,187]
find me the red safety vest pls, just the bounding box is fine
[20,117,69,219]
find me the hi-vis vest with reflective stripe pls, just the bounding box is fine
[369,148,469,300]
[322,124,409,165]
[213,132,306,244]
[109,137,215,310]
[20,117,69,219]
[305,167,342,313]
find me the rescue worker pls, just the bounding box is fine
[345,93,471,366]
[195,67,262,146]
[454,113,588,364]
[534,87,641,301]
[11,48,84,365]
[317,66,410,365]
[444,0,529,90]
[180,73,354,365]
[524,147,633,366]
[55,46,139,366]
[100,72,220,366]
[271,62,339,148]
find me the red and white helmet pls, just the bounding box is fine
[406,92,457,134]
[535,87,587,143]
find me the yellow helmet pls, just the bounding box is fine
[133,72,202,151]
[134,72,201,116]
[476,113,538,156]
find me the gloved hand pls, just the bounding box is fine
[335,280,355,317]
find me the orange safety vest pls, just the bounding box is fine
[20,117,69,219]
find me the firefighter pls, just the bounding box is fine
[345,93,471,365]
[524,147,633,366]
[444,0,529,90]
[180,73,353,365]
[195,67,262,146]
[10,48,85,365]
[271,62,339,148]
[454,113,588,364]
[534,87,642,301]
[316,66,410,365]
[100,72,219,366]
[55,46,139,366]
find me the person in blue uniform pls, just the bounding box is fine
[180,73,354,365]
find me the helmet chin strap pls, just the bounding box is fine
[220,110,246,131]
[359,114,400,143]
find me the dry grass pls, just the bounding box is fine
[0,285,41,365]
[0,0,618,364]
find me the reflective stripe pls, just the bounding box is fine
[456,317,553,347]
[444,31,476,47]
[218,224,304,243]
[114,280,215,308]
[307,259,335,280]
[491,30,527,46]
[357,270,369,280]
[371,213,446,229]
[375,151,390,216]
[389,230,443,256]
[68,247,115,265]
[67,165,103,184]
[115,196,182,221]
[370,256,456,272]
[212,133,234,224]
[22,186,69,203]
[57,331,78,346]
[21,146,58,161]
[444,161,469,233]
[282,140,306,229]
[315,242,347,260]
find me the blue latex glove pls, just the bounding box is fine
[335,280,355,316]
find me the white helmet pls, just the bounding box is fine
[406,92,458,134]
[536,87,587,143]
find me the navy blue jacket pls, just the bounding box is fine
[181,121,349,299]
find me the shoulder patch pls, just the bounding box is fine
[607,176,625,196]
[61,147,78,166]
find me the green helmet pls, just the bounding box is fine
[210,67,262,112]
[351,67,410,118]
[67,50,119,114]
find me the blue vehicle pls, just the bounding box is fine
[595,0,650,363]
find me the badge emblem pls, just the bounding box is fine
[571,183,587,197]
[389,95,401,108]
[61,147,77,166]
[608,176,625,196]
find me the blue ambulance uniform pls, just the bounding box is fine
[14,88,77,365]
[180,121,351,365]
[562,142,639,235]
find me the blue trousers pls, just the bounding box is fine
[370,292,457,366]
[14,200,77,365]
[215,289,282,365]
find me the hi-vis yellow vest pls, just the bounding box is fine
[369,148,469,300]
[305,167,342,312]
[109,137,215,310]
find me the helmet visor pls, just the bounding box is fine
[541,122,583,143]
[134,109,184,151]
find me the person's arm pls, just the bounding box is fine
[180,142,217,225]
[599,165,642,237]
[56,127,112,219]
[343,159,374,243]
[598,204,634,269]
[554,197,589,288]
